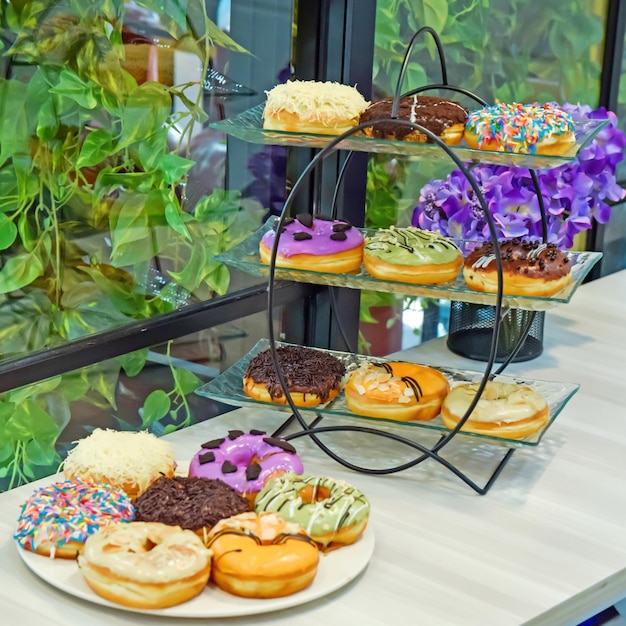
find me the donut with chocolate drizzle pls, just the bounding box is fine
[344,360,450,421]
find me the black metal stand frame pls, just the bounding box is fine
[264,26,553,495]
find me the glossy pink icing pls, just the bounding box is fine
[188,430,304,495]
[261,215,364,257]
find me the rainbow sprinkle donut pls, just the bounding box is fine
[465,102,575,155]
[14,479,135,559]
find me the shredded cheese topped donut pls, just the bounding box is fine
[263,80,369,133]
[61,428,176,498]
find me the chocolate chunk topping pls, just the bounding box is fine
[198,451,215,464]
[293,231,313,241]
[227,430,244,440]
[296,213,313,228]
[134,476,249,531]
[246,463,262,481]
[221,460,238,474]
[263,436,297,454]
[332,222,351,232]
[201,438,225,449]
[250,429,266,436]
[330,232,348,241]
[244,345,346,403]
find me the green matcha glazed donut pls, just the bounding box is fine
[254,472,370,551]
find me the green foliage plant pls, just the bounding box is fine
[0,0,264,488]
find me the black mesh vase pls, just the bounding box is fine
[446,301,544,363]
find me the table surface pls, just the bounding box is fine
[1,270,625,626]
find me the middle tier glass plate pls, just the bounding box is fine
[195,339,580,448]
[214,220,603,311]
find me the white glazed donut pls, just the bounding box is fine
[440,381,549,439]
[78,521,212,609]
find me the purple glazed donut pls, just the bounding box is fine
[188,429,304,503]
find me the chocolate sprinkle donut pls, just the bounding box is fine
[134,476,249,531]
[244,346,346,403]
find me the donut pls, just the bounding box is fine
[206,511,319,598]
[359,94,468,145]
[254,473,370,552]
[260,213,364,274]
[263,80,369,135]
[364,226,463,284]
[61,428,176,499]
[133,476,250,542]
[78,521,212,609]
[344,361,450,421]
[463,239,572,297]
[465,102,575,155]
[243,345,346,408]
[440,381,550,440]
[14,479,134,559]
[188,429,304,505]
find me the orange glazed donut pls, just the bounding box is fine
[206,512,319,598]
[78,521,212,609]
[440,381,550,440]
[345,361,450,421]
[465,102,575,155]
[463,239,572,297]
[260,214,364,274]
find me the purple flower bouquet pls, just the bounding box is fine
[412,104,626,249]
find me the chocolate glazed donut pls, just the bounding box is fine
[359,94,468,145]
[463,239,572,297]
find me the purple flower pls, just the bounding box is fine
[412,105,626,249]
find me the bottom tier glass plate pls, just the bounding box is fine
[17,495,374,619]
[196,339,580,448]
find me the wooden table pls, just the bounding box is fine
[1,270,625,625]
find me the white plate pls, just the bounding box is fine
[17,524,374,618]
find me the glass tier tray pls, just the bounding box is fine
[196,339,580,448]
[209,104,608,168]
[214,220,603,311]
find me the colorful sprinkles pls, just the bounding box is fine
[14,479,134,556]
[466,102,574,153]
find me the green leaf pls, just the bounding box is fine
[49,70,99,109]
[76,129,115,168]
[0,439,15,464]
[142,389,171,425]
[167,242,206,288]
[164,200,191,240]
[172,367,201,395]
[0,79,31,167]
[157,153,195,184]
[117,349,149,377]
[109,193,153,265]
[4,399,60,442]
[9,377,62,406]
[0,214,18,250]
[25,438,59,466]
[0,252,44,293]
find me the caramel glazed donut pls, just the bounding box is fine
[78,521,212,609]
[359,94,468,145]
[463,239,572,297]
[243,345,346,408]
[464,102,575,155]
[206,512,319,599]
[440,381,550,440]
[364,226,463,284]
[255,473,370,552]
[345,361,450,421]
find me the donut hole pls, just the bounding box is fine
[297,485,331,503]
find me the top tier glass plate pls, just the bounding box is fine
[195,339,580,448]
[214,220,603,311]
[209,104,608,168]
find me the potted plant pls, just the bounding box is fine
[0,1,264,489]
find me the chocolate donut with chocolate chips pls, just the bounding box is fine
[463,239,572,297]
[134,476,249,542]
[243,345,346,407]
[359,94,468,145]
